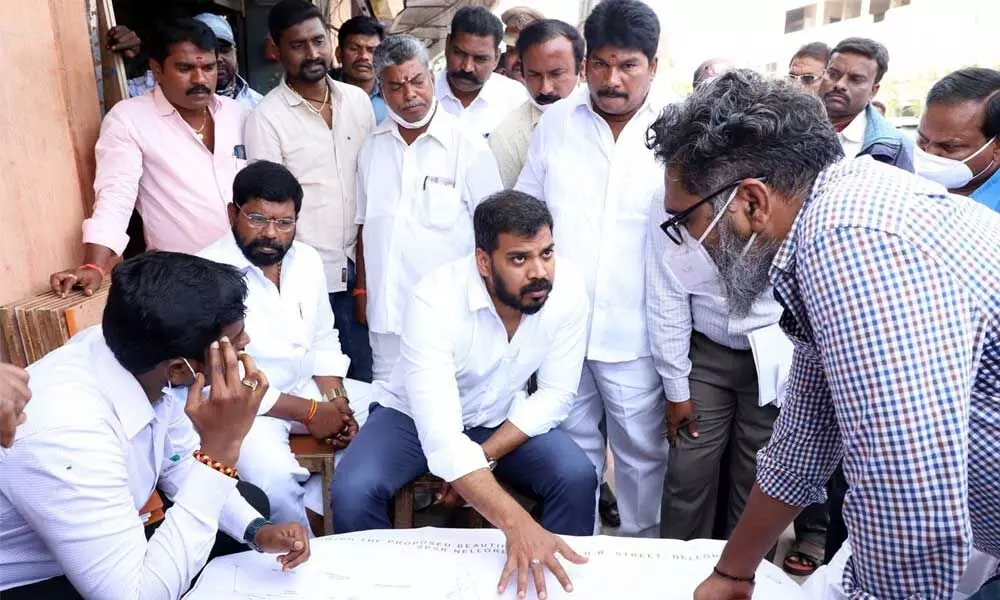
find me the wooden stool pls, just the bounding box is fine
[290,435,334,535]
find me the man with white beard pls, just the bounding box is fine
[354,34,503,381]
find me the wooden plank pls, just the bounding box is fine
[65,285,110,336]
[0,306,28,368]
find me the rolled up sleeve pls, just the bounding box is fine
[400,290,487,482]
[83,108,143,255]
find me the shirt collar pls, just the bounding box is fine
[209,232,298,280]
[573,85,659,120]
[840,110,867,143]
[92,328,157,440]
[466,256,494,312]
[277,75,339,109]
[152,83,221,118]
[375,105,452,147]
[770,159,850,277]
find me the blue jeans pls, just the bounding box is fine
[329,260,372,383]
[330,405,597,535]
[971,576,1000,600]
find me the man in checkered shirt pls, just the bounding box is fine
[646,69,1000,599]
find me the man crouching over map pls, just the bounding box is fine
[331,190,596,598]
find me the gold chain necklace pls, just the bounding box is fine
[294,84,330,117]
[190,108,209,142]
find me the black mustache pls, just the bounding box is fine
[451,70,482,84]
[534,93,561,105]
[246,239,285,252]
[300,59,326,70]
[187,85,212,96]
[521,279,552,295]
[598,88,628,99]
[352,61,373,70]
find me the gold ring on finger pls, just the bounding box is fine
[241,378,258,391]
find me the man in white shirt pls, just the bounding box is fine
[331,191,596,599]
[435,6,529,138]
[515,0,668,537]
[356,34,503,381]
[0,252,310,599]
[197,161,371,530]
[245,0,376,383]
[646,185,786,541]
[490,19,585,189]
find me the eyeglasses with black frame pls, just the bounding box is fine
[237,205,297,233]
[659,176,767,246]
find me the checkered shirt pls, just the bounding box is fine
[756,156,1000,598]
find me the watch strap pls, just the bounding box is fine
[244,517,271,552]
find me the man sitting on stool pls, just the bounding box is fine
[332,190,596,598]
[198,161,371,531]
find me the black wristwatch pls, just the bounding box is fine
[244,517,271,552]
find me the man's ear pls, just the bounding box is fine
[150,58,163,77]
[334,46,343,65]
[649,55,659,78]
[475,248,491,278]
[871,81,881,99]
[227,202,238,228]
[165,358,197,388]
[738,178,773,234]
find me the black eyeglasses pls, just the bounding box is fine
[659,176,767,246]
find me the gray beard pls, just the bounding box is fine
[704,216,780,318]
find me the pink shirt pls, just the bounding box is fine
[83,86,248,255]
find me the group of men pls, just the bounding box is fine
[1,0,1000,598]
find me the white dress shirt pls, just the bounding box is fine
[356,109,503,336]
[516,86,665,363]
[0,327,261,599]
[374,256,589,482]
[197,234,351,415]
[244,77,375,293]
[645,196,784,403]
[838,110,867,158]
[435,70,529,138]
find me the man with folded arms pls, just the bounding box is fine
[1,252,310,599]
[198,161,370,529]
[332,191,596,599]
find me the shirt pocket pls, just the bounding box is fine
[420,182,465,230]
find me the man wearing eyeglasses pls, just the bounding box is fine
[786,42,829,96]
[647,175,787,543]
[197,161,371,530]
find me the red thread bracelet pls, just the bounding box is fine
[81,263,106,278]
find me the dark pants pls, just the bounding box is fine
[970,575,1000,600]
[2,481,270,599]
[825,463,848,563]
[330,405,598,535]
[329,260,372,383]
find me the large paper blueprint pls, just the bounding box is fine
[185,527,806,599]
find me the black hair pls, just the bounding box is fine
[831,37,889,84]
[233,160,304,214]
[338,16,386,48]
[583,0,659,62]
[102,252,248,375]
[515,19,585,74]
[647,69,843,201]
[268,0,325,46]
[474,191,554,254]
[450,6,504,48]
[927,67,1000,140]
[148,17,217,64]
[790,41,831,67]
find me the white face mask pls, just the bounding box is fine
[915,136,996,190]
[387,97,438,130]
[665,187,757,294]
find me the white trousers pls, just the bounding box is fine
[559,357,668,537]
[236,378,372,530]
[370,331,401,383]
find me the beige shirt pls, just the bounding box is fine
[489,101,542,189]
[244,77,375,293]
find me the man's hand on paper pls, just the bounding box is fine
[498,517,588,599]
[0,363,31,448]
[666,400,700,448]
[254,522,311,571]
[693,571,754,600]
